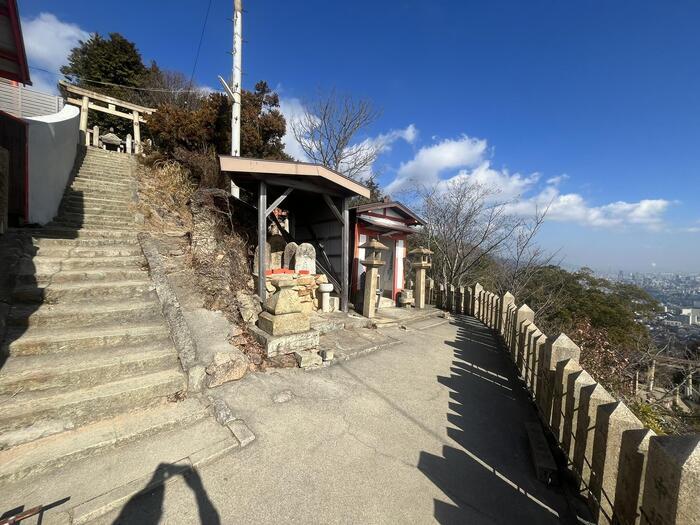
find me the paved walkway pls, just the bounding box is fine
[101,316,574,524]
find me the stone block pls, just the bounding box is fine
[553,359,582,443]
[263,283,301,315]
[320,349,334,361]
[228,419,256,447]
[210,397,235,425]
[329,296,340,312]
[257,311,310,336]
[205,351,249,388]
[248,325,319,357]
[236,291,262,324]
[295,350,323,368]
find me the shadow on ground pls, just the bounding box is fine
[111,463,220,525]
[418,315,575,524]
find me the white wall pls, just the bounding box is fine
[24,105,80,225]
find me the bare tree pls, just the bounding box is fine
[292,90,380,180]
[417,178,521,288]
[490,203,563,313]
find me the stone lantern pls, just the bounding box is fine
[409,247,433,309]
[359,238,388,318]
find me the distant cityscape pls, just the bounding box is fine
[606,271,700,358]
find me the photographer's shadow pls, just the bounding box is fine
[112,463,220,525]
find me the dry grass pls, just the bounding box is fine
[136,159,196,233]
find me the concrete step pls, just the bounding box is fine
[26,255,144,271]
[0,369,186,443]
[73,173,132,185]
[0,344,177,395]
[57,208,134,221]
[68,186,133,199]
[32,236,138,248]
[32,244,143,258]
[7,299,160,329]
[70,181,134,194]
[64,193,133,206]
[0,405,233,519]
[51,220,134,232]
[53,213,134,225]
[0,399,209,484]
[29,226,137,239]
[12,279,154,304]
[18,267,148,286]
[60,203,132,216]
[3,322,171,357]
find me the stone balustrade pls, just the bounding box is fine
[427,281,700,525]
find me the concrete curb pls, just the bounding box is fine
[137,232,198,382]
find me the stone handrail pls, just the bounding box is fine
[423,278,699,525]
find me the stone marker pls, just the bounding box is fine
[283,241,298,269]
[269,234,286,270]
[318,283,334,313]
[253,241,271,275]
[294,243,316,274]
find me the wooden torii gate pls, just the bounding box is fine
[59,80,154,153]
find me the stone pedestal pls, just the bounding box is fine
[318,283,334,313]
[257,279,310,336]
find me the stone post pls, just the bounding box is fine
[92,125,100,147]
[553,358,583,442]
[359,239,388,319]
[500,292,515,337]
[531,330,547,397]
[562,369,595,460]
[687,371,694,398]
[573,383,616,490]
[126,133,132,154]
[448,285,455,313]
[409,247,432,309]
[647,360,656,393]
[515,304,535,371]
[541,333,581,429]
[522,323,537,382]
[457,286,465,314]
[132,110,141,153]
[614,428,655,525]
[588,402,645,524]
[640,435,700,525]
[470,282,483,317]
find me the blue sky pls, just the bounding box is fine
[18,0,700,273]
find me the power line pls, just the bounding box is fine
[29,66,218,94]
[188,0,214,89]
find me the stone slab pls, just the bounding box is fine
[257,311,310,336]
[248,324,320,358]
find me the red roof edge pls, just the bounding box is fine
[1,0,32,85]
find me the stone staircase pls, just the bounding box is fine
[0,148,229,497]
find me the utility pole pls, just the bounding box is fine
[220,0,243,197]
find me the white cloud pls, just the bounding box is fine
[546,174,569,186]
[385,133,671,230]
[278,97,309,161]
[21,13,90,94]
[385,135,487,193]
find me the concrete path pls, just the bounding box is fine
[100,316,574,524]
